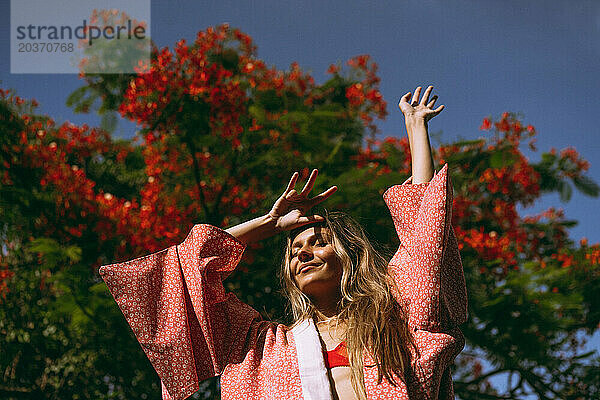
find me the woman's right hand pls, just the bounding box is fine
[268,169,337,232]
[398,85,445,124]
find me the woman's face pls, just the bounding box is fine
[289,226,344,301]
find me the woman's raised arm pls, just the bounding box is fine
[225,169,337,244]
[384,85,467,332]
[398,85,444,184]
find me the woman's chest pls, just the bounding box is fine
[317,322,358,400]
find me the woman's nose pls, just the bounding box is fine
[297,247,313,262]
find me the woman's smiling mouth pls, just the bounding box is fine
[299,263,322,274]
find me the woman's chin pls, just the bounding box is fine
[297,274,341,297]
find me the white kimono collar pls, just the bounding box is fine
[291,318,335,400]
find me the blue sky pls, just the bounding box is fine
[2,1,599,394]
[1,0,599,396]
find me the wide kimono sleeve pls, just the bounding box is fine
[382,163,468,332]
[99,224,262,400]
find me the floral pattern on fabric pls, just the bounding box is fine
[100,162,467,400]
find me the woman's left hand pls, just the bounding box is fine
[398,85,445,123]
[268,169,337,232]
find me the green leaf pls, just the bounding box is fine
[89,282,109,295]
[453,138,486,147]
[573,174,600,197]
[65,86,91,108]
[541,152,557,164]
[490,149,518,168]
[64,245,83,263]
[26,238,82,268]
[558,180,573,202]
[100,112,118,133]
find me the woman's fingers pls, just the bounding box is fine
[406,85,439,107]
[296,215,325,227]
[283,172,299,196]
[433,104,445,114]
[285,189,299,200]
[420,85,434,106]
[300,169,318,196]
[410,86,422,105]
[281,169,336,209]
[427,95,438,109]
[399,91,412,106]
[309,185,338,206]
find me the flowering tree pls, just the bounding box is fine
[348,113,600,399]
[1,24,598,399]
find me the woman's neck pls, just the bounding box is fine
[312,296,342,319]
[314,315,346,343]
[313,306,340,321]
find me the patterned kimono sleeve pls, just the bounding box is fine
[99,224,261,400]
[382,163,468,332]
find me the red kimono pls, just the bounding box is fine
[99,163,468,399]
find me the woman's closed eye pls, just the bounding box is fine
[291,241,327,257]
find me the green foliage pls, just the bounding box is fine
[0,244,160,399]
[1,30,599,400]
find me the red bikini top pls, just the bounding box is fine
[323,341,349,368]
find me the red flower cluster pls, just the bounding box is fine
[350,112,595,281]
[344,55,387,135]
[481,112,538,151]
[353,136,411,175]
[2,26,596,298]
[558,147,590,179]
[0,263,13,298]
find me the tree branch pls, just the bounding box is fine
[0,386,43,399]
[185,139,212,222]
[519,368,561,399]
[211,149,238,222]
[456,367,509,387]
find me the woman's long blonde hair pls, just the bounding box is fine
[280,211,418,399]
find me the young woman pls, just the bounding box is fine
[100,85,467,400]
